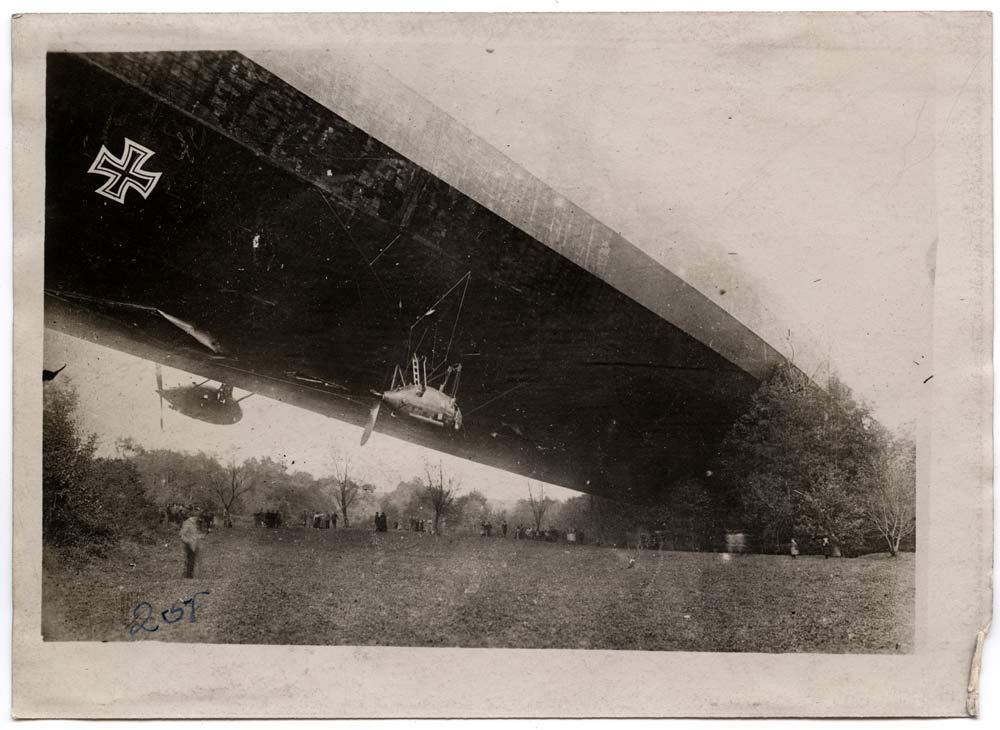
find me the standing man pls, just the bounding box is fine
[501,520,508,538]
[331,511,338,529]
[180,513,206,579]
[790,537,799,559]
[822,537,832,559]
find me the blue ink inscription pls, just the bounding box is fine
[127,591,210,636]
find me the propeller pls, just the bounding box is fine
[360,399,381,446]
[155,364,164,431]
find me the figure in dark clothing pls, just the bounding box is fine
[822,537,832,559]
[501,521,508,537]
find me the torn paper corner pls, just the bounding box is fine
[967,623,992,717]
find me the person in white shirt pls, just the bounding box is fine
[180,514,206,578]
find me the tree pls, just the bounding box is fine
[244,456,294,514]
[526,481,554,533]
[131,448,220,509]
[88,456,161,542]
[454,489,489,529]
[277,470,329,520]
[863,434,916,556]
[329,454,364,527]
[663,478,713,550]
[209,457,257,527]
[419,461,460,533]
[380,478,424,527]
[43,381,99,544]
[714,363,883,555]
[43,381,158,549]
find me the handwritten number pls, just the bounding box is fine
[183,591,210,623]
[160,600,185,624]
[128,591,209,634]
[127,602,159,636]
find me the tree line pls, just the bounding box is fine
[44,380,494,550]
[43,359,916,558]
[43,381,380,550]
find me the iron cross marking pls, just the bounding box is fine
[87,138,163,204]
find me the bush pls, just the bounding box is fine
[43,381,160,552]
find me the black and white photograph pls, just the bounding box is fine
[11,10,993,719]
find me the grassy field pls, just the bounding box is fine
[42,526,914,652]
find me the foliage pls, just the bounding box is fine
[714,363,897,555]
[89,457,163,542]
[280,470,335,520]
[526,481,556,532]
[209,457,258,527]
[418,461,461,532]
[43,382,159,550]
[130,447,221,509]
[378,478,423,528]
[325,453,375,527]
[862,433,917,556]
[452,489,490,530]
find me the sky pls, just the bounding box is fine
[42,14,980,500]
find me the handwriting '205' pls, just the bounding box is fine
[127,591,210,636]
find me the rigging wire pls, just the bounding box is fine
[316,190,389,300]
[369,233,401,266]
[406,271,472,367]
[440,272,470,371]
[464,382,527,417]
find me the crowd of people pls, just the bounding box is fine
[470,521,586,544]
[304,511,339,529]
[509,525,585,543]
[789,536,834,559]
[175,506,594,579]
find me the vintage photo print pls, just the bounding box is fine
[11,11,993,718]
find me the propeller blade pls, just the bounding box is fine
[360,401,381,446]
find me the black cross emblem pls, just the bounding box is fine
[87,138,162,204]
